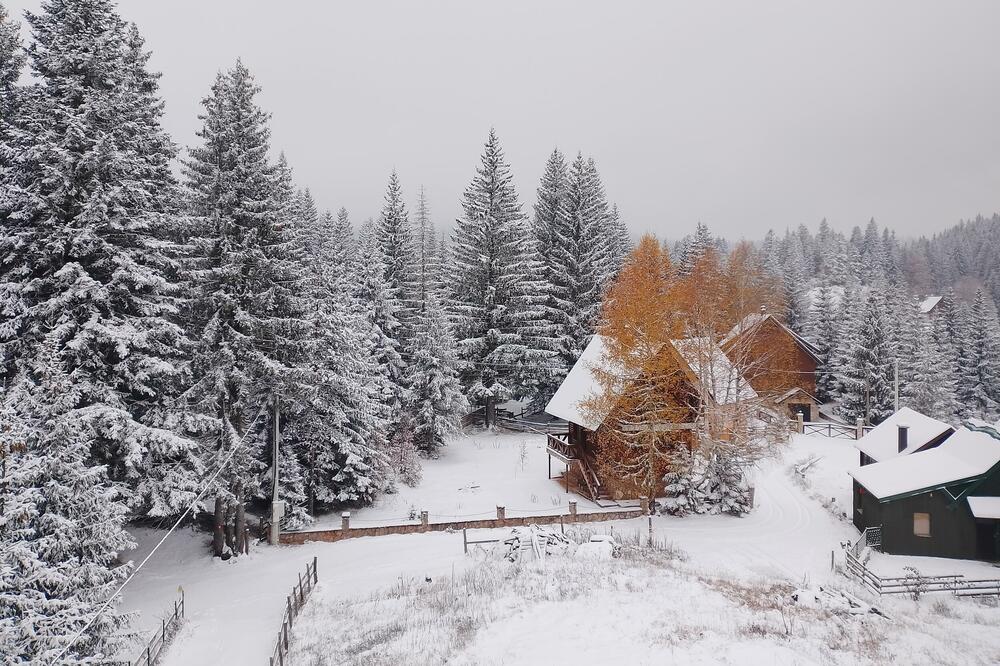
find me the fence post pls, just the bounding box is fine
[855,417,864,440]
[796,413,804,434]
[341,511,350,531]
[640,497,649,515]
[463,528,468,554]
[313,555,318,584]
[496,506,506,524]
[287,596,293,630]
[568,501,577,521]
[420,511,429,531]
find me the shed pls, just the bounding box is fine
[853,407,954,466]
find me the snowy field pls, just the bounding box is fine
[118,432,1000,665]
[289,541,1000,665]
[309,430,628,531]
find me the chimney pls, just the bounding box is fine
[897,424,909,453]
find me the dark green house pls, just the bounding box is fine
[850,422,1000,561]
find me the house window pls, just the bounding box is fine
[913,513,931,538]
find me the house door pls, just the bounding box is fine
[790,403,812,422]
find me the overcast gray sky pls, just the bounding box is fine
[8,0,1000,240]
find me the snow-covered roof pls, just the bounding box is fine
[774,387,819,404]
[544,335,618,430]
[850,424,1000,500]
[919,296,942,314]
[544,334,757,429]
[721,312,821,361]
[968,497,1000,520]
[670,338,757,406]
[854,407,954,463]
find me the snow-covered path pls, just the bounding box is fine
[121,530,469,666]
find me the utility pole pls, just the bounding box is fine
[893,358,899,413]
[269,396,282,546]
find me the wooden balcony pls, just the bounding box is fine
[546,432,577,463]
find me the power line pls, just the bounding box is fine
[53,401,269,662]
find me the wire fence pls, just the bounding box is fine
[269,557,318,666]
[129,590,185,666]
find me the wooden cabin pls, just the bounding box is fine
[544,335,756,502]
[720,312,821,421]
[850,421,1000,561]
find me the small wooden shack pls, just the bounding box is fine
[544,334,756,502]
[853,407,954,466]
[850,421,1000,561]
[720,312,821,421]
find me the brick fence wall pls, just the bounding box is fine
[279,507,646,545]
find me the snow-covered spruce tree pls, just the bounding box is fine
[903,318,958,421]
[412,185,439,318]
[531,148,569,404]
[354,221,408,457]
[698,442,753,516]
[183,60,312,554]
[375,170,417,341]
[0,1,24,147]
[967,290,1000,418]
[949,299,979,419]
[678,222,714,276]
[282,207,390,517]
[810,283,840,403]
[449,129,555,419]
[606,203,631,278]
[840,292,895,425]
[408,290,469,454]
[0,0,199,518]
[0,339,133,662]
[541,152,612,398]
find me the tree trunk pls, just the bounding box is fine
[212,496,225,557]
[224,505,235,553]
[308,444,316,518]
[235,498,246,556]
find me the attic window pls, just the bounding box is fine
[913,512,931,538]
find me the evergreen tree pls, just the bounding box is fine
[449,129,554,419]
[408,290,469,454]
[678,222,713,276]
[0,0,198,516]
[354,221,408,437]
[810,284,840,402]
[903,318,958,421]
[0,1,24,147]
[0,340,133,662]
[840,293,895,424]
[375,170,416,340]
[968,290,1000,418]
[412,185,438,318]
[183,60,311,552]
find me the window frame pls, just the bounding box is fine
[913,512,931,538]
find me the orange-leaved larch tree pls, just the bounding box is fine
[582,235,696,500]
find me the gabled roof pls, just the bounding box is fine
[968,496,1000,519]
[850,423,1000,501]
[670,337,758,406]
[773,386,819,405]
[919,296,942,314]
[544,334,756,430]
[544,335,622,430]
[853,407,955,463]
[721,312,821,363]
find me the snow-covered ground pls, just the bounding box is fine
[309,430,627,531]
[118,431,1000,666]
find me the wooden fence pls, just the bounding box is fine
[280,503,647,545]
[131,591,185,666]
[792,418,874,440]
[843,529,1000,598]
[269,557,319,666]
